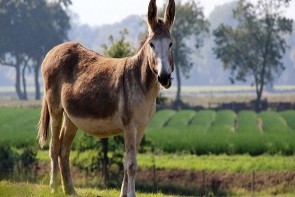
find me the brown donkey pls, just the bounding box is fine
[38,0,175,196]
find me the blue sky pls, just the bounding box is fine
[69,0,295,27]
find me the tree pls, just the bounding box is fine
[159,0,209,105]
[0,0,70,100]
[213,0,293,111]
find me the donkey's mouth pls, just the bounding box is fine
[158,75,172,89]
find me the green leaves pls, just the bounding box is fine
[101,28,134,58]
[213,0,293,111]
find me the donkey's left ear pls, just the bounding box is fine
[164,0,175,31]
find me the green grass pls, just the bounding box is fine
[209,110,237,133]
[0,108,40,148]
[165,110,196,128]
[237,110,261,133]
[148,109,176,129]
[189,110,216,131]
[0,180,174,197]
[259,111,291,133]
[280,110,295,131]
[137,153,295,172]
[2,107,295,155]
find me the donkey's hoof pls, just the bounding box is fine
[65,189,78,197]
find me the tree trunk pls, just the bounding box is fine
[21,62,28,100]
[175,63,182,102]
[34,61,41,100]
[15,57,24,100]
[101,138,109,186]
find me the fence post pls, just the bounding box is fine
[251,171,255,195]
[201,170,206,194]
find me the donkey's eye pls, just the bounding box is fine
[169,43,173,48]
[149,43,154,49]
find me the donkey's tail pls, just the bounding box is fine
[37,96,50,148]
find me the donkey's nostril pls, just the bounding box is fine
[157,73,172,89]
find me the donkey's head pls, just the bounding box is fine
[147,0,175,89]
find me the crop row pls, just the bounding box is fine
[1,108,295,155]
[148,109,295,133]
[146,109,295,155]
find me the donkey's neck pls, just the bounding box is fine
[126,44,159,98]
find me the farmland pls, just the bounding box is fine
[1,107,295,155]
[1,106,295,195]
[146,109,295,155]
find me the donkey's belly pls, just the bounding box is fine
[68,114,123,138]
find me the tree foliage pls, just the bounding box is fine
[159,0,209,103]
[0,0,70,100]
[102,28,134,58]
[213,0,293,111]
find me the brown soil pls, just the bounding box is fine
[36,161,295,194]
[137,168,295,193]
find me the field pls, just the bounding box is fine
[1,107,295,155]
[146,109,295,155]
[1,106,295,196]
[0,181,175,197]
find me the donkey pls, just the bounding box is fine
[37,0,175,196]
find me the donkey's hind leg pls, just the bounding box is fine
[59,113,78,195]
[49,109,63,193]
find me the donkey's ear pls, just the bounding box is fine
[164,0,175,31]
[148,0,157,32]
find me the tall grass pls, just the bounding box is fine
[209,110,236,133]
[165,110,196,128]
[0,108,40,147]
[2,107,295,155]
[146,109,295,155]
[189,110,216,131]
[259,111,291,133]
[280,110,295,131]
[237,110,260,133]
[148,109,176,129]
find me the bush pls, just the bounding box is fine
[0,145,18,177]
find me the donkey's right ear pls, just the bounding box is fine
[148,0,157,32]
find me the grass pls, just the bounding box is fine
[280,110,295,131]
[237,110,261,133]
[0,108,40,148]
[165,110,196,128]
[0,180,175,197]
[259,111,291,133]
[148,109,176,129]
[37,150,295,173]
[189,110,216,131]
[137,153,295,172]
[2,107,295,155]
[209,110,237,133]
[1,181,295,197]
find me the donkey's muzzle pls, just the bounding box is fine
[158,74,172,89]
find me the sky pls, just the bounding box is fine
[69,0,295,27]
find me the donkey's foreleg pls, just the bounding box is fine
[120,126,146,197]
[59,114,78,195]
[49,113,63,193]
[123,124,137,197]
